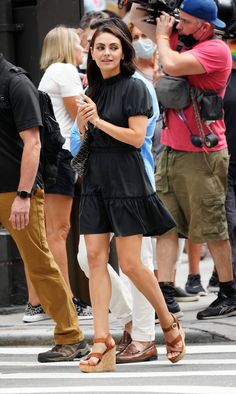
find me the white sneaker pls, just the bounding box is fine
[22,303,50,323]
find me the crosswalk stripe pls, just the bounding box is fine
[1,358,236,367]
[1,370,236,379]
[0,344,236,355]
[0,386,236,394]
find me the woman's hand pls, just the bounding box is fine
[76,96,89,137]
[78,93,99,126]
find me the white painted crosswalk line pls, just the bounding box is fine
[1,370,236,379]
[1,358,236,367]
[0,387,236,394]
[1,344,236,355]
[0,344,236,394]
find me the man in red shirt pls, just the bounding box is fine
[131,0,236,319]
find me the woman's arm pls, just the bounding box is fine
[95,116,148,148]
[79,94,148,148]
[70,121,81,156]
[63,96,79,120]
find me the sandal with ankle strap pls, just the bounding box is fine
[79,334,116,373]
[163,314,186,363]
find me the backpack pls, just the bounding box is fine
[2,63,65,187]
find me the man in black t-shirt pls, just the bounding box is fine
[0,53,89,362]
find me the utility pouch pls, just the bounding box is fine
[155,76,191,110]
[200,92,223,121]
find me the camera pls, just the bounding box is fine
[118,0,236,37]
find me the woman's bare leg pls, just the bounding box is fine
[116,234,184,361]
[80,233,114,366]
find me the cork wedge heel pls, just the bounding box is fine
[79,334,116,373]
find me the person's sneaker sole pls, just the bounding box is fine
[198,290,208,297]
[175,294,200,302]
[23,313,50,323]
[197,310,236,320]
[207,286,220,293]
[38,342,90,363]
[77,315,93,321]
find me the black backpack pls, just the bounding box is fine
[2,63,65,187]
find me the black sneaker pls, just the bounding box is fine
[185,274,207,296]
[159,282,183,320]
[174,286,200,302]
[197,292,236,320]
[72,297,93,320]
[207,271,220,293]
[38,339,90,362]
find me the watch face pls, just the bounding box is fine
[17,191,31,198]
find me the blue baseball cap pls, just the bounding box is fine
[180,0,226,29]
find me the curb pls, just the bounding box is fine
[0,327,234,347]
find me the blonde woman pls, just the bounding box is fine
[23,26,92,323]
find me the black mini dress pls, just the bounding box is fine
[79,74,176,236]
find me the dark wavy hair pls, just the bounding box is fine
[87,20,135,99]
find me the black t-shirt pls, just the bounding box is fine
[0,64,43,192]
[224,69,236,179]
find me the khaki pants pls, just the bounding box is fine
[0,188,84,345]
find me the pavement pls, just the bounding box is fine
[0,253,236,347]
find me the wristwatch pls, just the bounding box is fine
[16,191,32,199]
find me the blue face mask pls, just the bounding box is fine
[133,38,155,59]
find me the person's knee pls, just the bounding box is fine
[86,247,109,269]
[47,222,71,241]
[119,257,137,278]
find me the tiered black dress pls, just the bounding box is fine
[79,74,176,236]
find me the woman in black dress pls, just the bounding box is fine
[77,21,186,373]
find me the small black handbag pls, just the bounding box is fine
[71,131,92,179]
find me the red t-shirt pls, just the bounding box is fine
[161,38,232,152]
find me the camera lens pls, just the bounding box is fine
[191,135,204,148]
[204,133,219,148]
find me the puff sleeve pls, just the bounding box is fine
[123,77,153,119]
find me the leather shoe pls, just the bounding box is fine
[116,341,157,364]
[116,330,132,353]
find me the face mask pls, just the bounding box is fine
[178,34,199,48]
[80,52,88,70]
[133,38,155,59]
[178,24,203,48]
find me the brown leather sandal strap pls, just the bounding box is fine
[86,352,103,360]
[166,333,182,348]
[163,314,179,333]
[94,334,112,346]
[93,338,107,344]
